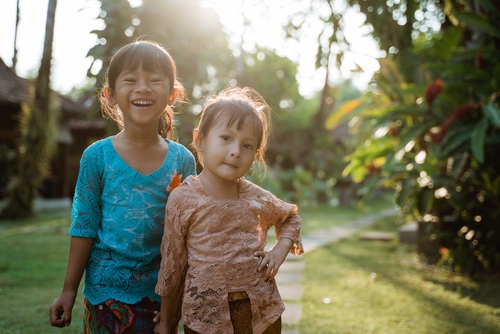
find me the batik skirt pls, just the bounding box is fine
[83,297,177,334]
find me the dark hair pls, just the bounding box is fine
[193,86,271,170]
[99,40,185,139]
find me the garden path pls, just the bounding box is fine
[277,208,396,334]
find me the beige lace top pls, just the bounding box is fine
[156,175,303,334]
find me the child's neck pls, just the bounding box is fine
[118,128,162,146]
[113,130,168,175]
[198,172,239,200]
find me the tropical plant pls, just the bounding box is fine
[338,0,500,273]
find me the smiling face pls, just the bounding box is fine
[195,116,259,184]
[106,65,175,128]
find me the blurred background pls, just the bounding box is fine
[1,0,499,274]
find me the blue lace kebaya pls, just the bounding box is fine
[70,136,196,305]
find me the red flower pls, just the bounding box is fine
[430,103,478,144]
[475,53,484,70]
[425,79,443,107]
[366,163,381,174]
[166,170,183,192]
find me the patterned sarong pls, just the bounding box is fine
[83,297,168,334]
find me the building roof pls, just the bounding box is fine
[0,57,84,114]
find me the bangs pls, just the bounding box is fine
[122,50,172,77]
[108,41,175,90]
[211,101,264,141]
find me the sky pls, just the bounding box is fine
[0,0,383,97]
[1,0,101,94]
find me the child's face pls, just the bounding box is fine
[197,118,258,183]
[106,65,175,127]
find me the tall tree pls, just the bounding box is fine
[1,0,59,219]
[11,0,21,72]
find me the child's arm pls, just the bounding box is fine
[254,237,293,281]
[49,236,94,327]
[154,294,182,334]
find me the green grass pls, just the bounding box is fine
[300,215,500,334]
[297,194,393,235]
[0,212,85,334]
[2,198,499,334]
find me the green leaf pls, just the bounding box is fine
[416,187,433,216]
[449,155,469,180]
[436,126,473,158]
[454,13,500,38]
[471,118,489,163]
[395,121,434,153]
[325,99,363,130]
[484,103,500,126]
[376,59,407,102]
[413,26,463,60]
[395,178,414,208]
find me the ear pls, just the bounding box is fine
[104,87,116,106]
[168,88,179,105]
[193,128,203,151]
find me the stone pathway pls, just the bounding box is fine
[276,208,396,334]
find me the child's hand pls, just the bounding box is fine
[154,321,169,334]
[153,313,179,334]
[153,311,160,323]
[49,291,77,327]
[253,238,293,281]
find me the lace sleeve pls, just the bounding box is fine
[268,195,304,256]
[70,148,103,237]
[156,188,190,297]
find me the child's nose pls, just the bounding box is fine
[135,81,152,93]
[230,144,241,158]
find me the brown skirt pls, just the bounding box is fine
[183,291,281,334]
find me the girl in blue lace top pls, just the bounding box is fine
[49,40,196,334]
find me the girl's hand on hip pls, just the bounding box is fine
[254,238,293,281]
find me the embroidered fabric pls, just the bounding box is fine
[156,176,304,334]
[70,136,196,305]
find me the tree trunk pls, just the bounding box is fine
[11,0,21,71]
[0,0,59,219]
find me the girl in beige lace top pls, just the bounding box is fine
[154,86,304,334]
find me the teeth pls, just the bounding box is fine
[132,100,153,106]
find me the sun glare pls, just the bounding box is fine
[208,0,382,96]
[1,0,383,97]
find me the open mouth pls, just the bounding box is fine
[132,99,154,107]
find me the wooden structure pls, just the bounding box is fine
[0,57,105,199]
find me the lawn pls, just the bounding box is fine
[300,215,500,334]
[1,199,499,334]
[0,211,84,334]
